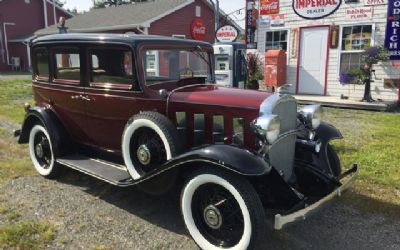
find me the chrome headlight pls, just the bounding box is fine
[298,104,322,129]
[251,115,281,144]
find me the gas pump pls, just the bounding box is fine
[213,42,246,88]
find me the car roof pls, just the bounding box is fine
[31,33,213,48]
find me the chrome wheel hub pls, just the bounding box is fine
[137,144,151,165]
[35,143,44,158]
[203,205,222,229]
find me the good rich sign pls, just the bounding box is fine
[216,25,238,42]
[385,0,400,60]
[245,0,257,49]
[293,0,342,19]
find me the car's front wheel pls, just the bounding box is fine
[28,124,61,178]
[181,169,266,250]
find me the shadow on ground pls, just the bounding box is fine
[56,168,400,250]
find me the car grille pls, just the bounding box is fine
[268,95,298,181]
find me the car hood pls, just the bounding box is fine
[168,85,271,110]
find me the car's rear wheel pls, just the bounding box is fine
[181,169,266,250]
[28,124,61,178]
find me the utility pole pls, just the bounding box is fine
[211,0,220,41]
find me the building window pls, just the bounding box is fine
[89,48,135,90]
[265,30,288,52]
[34,49,49,80]
[339,25,373,74]
[196,6,201,17]
[54,48,80,84]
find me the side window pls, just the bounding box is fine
[53,48,80,84]
[34,48,49,80]
[339,25,373,74]
[89,48,135,90]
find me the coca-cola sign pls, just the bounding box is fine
[293,0,342,19]
[260,0,279,15]
[191,18,206,40]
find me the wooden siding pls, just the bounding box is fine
[149,0,215,44]
[257,0,400,101]
[0,0,72,71]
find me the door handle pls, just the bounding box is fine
[80,95,91,101]
[71,95,91,101]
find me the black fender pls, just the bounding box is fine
[152,144,272,177]
[295,121,343,183]
[18,106,70,156]
[315,121,343,144]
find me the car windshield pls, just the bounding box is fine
[142,48,212,86]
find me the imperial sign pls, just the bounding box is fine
[293,0,342,19]
[216,25,238,42]
[191,18,206,40]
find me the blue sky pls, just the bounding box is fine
[63,0,246,28]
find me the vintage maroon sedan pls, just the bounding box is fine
[16,33,358,250]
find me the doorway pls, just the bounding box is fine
[297,26,329,95]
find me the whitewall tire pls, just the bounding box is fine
[181,169,266,250]
[28,124,61,178]
[122,112,182,180]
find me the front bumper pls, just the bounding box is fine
[274,164,359,230]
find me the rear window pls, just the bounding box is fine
[54,48,80,84]
[89,48,135,90]
[34,49,49,80]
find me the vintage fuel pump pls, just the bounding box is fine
[213,42,247,88]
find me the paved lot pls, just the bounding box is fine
[1,171,399,250]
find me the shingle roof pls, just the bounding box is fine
[35,0,190,36]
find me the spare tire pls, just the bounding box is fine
[122,111,183,180]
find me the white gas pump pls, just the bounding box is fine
[213,43,246,88]
[214,44,234,87]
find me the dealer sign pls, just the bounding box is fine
[216,25,238,42]
[293,0,342,19]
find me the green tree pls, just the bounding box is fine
[92,0,149,9]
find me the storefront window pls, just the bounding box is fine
[339,25,373,74]
[265,30,288,52]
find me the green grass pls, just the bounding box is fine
[0,78,32,122]
[0,221,56,250]
[323,108,400,215]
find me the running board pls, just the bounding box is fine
[57,154,134,187]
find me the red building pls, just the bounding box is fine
[0,0,73,71]
[36,0,242,45]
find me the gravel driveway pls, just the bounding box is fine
[1,170,399,250]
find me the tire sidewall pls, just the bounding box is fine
[29,124,55,176]
[181,173,252,250]
[122,118,173,180]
